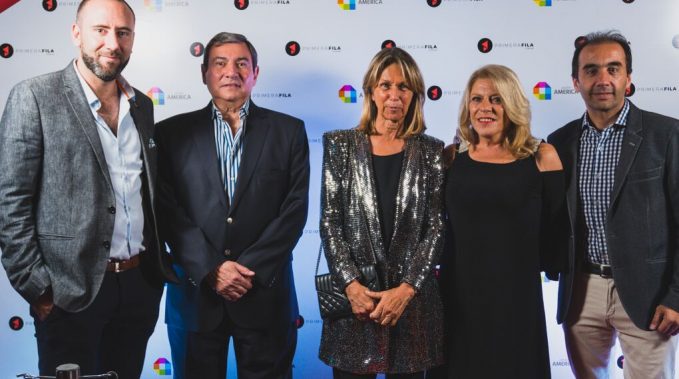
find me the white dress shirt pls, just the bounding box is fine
[74,61,145,260]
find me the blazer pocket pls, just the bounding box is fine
[37,233,76,240]
[626,166,662,183]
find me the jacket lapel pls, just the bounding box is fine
[129,90,156,201]
[610,103,643,207]
[191,103,229,211]
[354,132,386,265]
[61,62,114,195]
[129,92,152,152]
[562,122,580,231]
[229,102,269,215]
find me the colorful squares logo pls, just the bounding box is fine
[147,87,165,105]
[533,82,552,100]
[339,85,357,103]
[533,0,552,6]
[144,0,163,11]
[153,358,171,376]
[338,0,356,10]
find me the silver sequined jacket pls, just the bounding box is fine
[319,129,445,374]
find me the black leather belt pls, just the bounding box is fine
[583,261,612,278]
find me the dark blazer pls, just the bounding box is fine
[0,62,177,312]
[548,101,679,329]
[156,101,309,331]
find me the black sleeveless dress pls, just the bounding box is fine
[442,151,564,379]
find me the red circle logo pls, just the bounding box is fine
[478,38,493,53]
[1,43,14,59]
[285,41,300,56]
[9,316,24,331]
[235,0,249,10]
[42,0,57,11]
[381,40,396,49]
[190,42,204,57]
[427,86,443,101]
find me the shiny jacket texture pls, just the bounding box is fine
[318,129,445,374]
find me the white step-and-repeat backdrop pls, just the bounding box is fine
[1,0,678,377]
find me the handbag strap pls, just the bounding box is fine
[314,243,324,276]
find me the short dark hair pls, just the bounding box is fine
[76,0,135,22]
[571,30,632,79]
[202,32,258,69]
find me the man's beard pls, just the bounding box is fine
[82,50,129,82]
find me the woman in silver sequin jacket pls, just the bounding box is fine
[318,47,445,378]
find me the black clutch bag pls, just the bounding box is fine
[314,245,382,320]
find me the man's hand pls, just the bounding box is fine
[650,305,679,336]
[366,283,416,327]
[31,287,54,321]
[345,280,376,321]
[209,261,255,302]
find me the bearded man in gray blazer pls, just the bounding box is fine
[0,0,176,377]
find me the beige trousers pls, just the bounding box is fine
[563,272,677,379]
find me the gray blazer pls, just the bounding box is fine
[0,62,176,312]
[318,129,445,374]
[548,102,679,329]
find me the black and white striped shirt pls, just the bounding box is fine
[578,100,630,265]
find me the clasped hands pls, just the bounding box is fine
[208,261,255,302]
[345,280,415,326]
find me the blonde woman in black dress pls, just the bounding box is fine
[442,64,565,379]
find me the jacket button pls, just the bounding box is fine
[108,206,116,214]
[103,241,111,249]
[224,249,231,256]
[226,217,233,224]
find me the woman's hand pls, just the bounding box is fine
[366,282,416,326]
[345,280,376,321]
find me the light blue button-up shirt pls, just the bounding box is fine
[74,61,144,260]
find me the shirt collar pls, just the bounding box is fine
[212,99,250,122]
[581,99,630,131]
[72,60,135,112]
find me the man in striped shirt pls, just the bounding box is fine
[156,32,309,379]
[549,30,679,378]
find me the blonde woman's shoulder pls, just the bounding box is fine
[536,142,563,172]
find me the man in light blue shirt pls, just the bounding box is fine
[0,0,177,377]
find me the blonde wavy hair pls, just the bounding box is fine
[357,47,426,138]
[458,64,539,158]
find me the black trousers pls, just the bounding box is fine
[168,309,297,379]
[33,266,163,378]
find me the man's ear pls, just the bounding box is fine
[71,23,81,48]
[572,76,580,93]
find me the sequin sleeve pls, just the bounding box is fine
[320,131,361,287]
